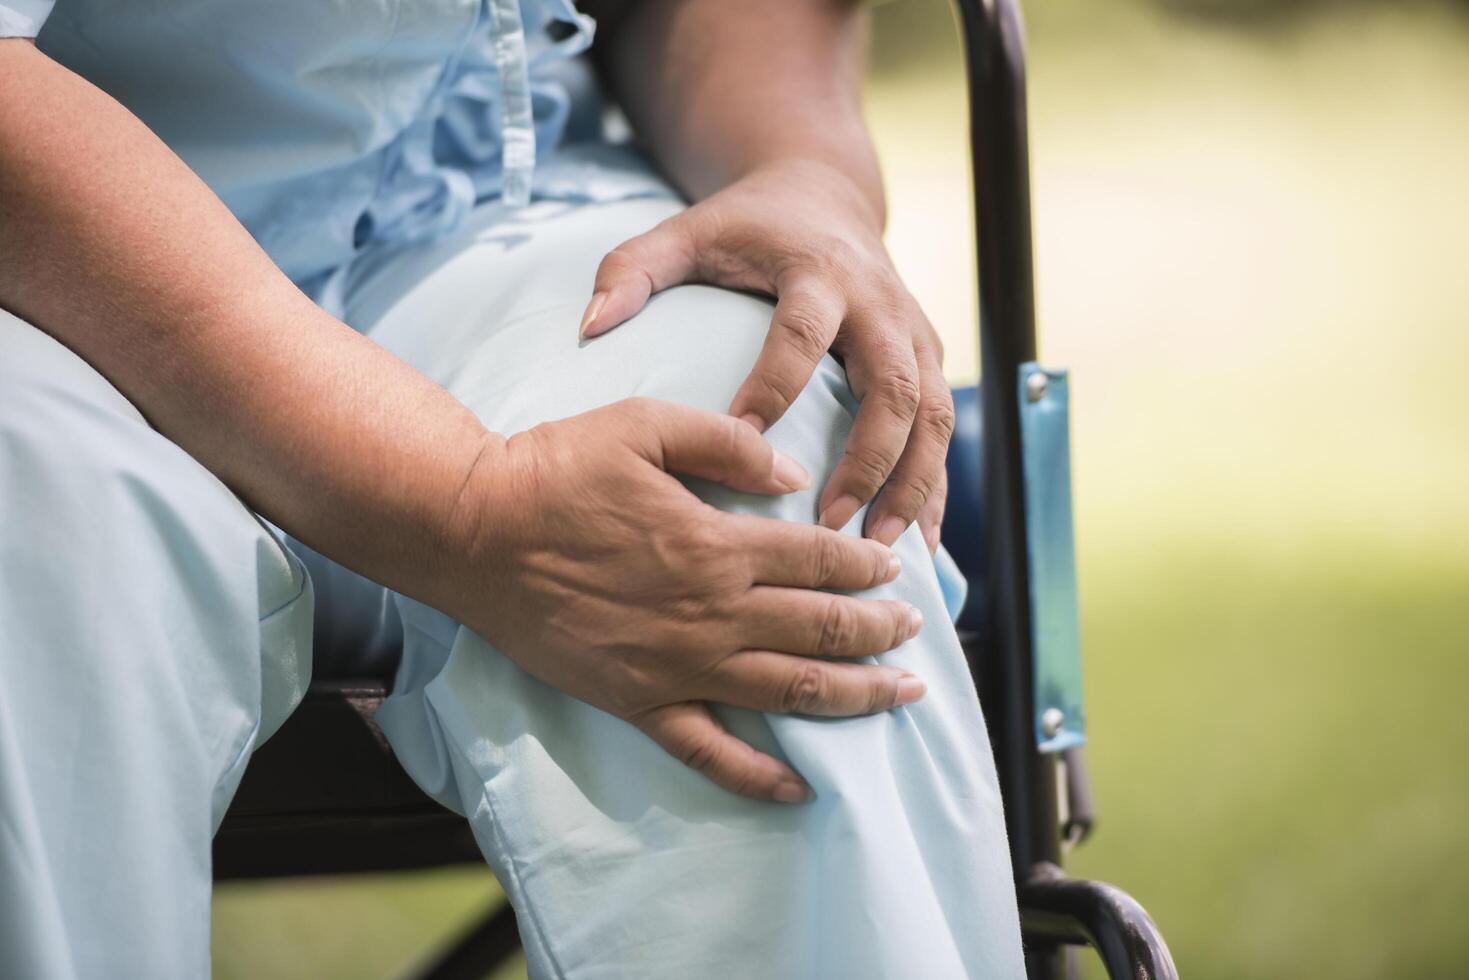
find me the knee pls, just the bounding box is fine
[599,287,859,529]
[602,284,856,426]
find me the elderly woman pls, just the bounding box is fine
[0,0,1021,976]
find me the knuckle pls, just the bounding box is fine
[845,443,902,493]
[810,533,844,585]
[657,592,718,627]
[598,247,647,289]
[891,603,912,647]
[712,414,748,466]
[619,396,658,425]
[858,288,906,327]
[776,305,833,363]
[750,369,804,413]
[817,236,860,274]
[867,258,906,295]
[680,515,729,567]
[791,242,847,285]
[920,394,957,444]
[605,244,645,273]
[874,369,922,421]
[674,732,724,775]
[780,661,829,713]
[816,600,859,657]
[870,543,892,582]
[887,469,942,520]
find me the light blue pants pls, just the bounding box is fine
[0,197,1022,979]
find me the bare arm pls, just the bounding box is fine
[582,1,955,552]
[0,38,491,611]
[590,0,884,224]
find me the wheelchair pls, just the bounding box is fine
[215,2,1180,977]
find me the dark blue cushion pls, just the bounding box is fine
[942,386,986,631]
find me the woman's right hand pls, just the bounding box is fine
[441,397,926,804]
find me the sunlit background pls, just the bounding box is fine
[214,2,1469,977]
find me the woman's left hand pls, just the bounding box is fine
[580,159,953,554]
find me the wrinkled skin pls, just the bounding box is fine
[446,398,926,803]
[581,160,955,554]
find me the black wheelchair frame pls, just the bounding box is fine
[214,2,1180,977]
[952,1,1177,976]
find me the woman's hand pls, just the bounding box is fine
[579,160,954,554]
[444,397,925,804]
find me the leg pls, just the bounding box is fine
[0,312,313,978]
[351,197,1023,979]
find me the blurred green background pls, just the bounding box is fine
[214,2,1469,977]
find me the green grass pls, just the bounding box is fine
[1069,546,1469,979]
[213,869,521,980]
[214,4,1469,977]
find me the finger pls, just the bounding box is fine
[623,399,811,494]
[816,325,922,533]
[917,467,948,555]
[723,514,900,591]
[581,218,697,338]
[864,348,955,546]
[636,702,812,803]
[727,275,845,434]
[738,586,922,658]
[703,652,926,717]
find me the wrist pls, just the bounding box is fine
[424,426,515,606]
[443,426,512,550]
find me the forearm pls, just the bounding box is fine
[0,41,495,609]
[592,0,885,229]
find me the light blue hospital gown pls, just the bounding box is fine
[0,2,1024,977]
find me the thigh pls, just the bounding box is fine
[0,310,312,761]
[0,310,313,978]
[355,199,1023,978]
[348,198,778,430]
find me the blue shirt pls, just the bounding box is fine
[10,0,667,303]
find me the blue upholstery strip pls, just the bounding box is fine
[1019,363,1087,752]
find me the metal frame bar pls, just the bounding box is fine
[956,0,1044,877]
[952,2,1178,978]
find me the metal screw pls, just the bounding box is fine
[1026,371,1050,402]
[1041,707,1065,738]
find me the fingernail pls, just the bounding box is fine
[773,780,814,804]
[907,604,924,637]
[818,494,861,531]
[896,675,927,705]
[771,450,811,491]
[872,516,907,546]
[884,552,902,583]
[922,522,941,554]
[578,291,608,337]
[739,411,767,434]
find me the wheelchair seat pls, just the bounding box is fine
[214,682,477,881]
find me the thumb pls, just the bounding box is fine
[580,218,697,338]
[621,399,811,495]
